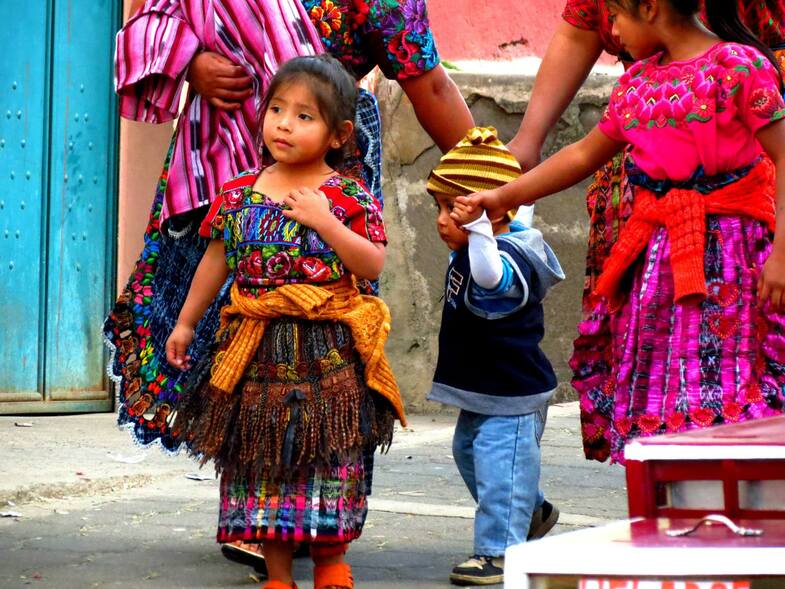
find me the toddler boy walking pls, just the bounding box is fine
[427,127,564,586]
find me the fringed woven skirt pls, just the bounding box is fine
[174,317,394,544]
[571,215,785,463]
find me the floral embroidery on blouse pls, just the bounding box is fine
[597,43,785,181]
[204,171,386,298]
[302,0,440,80]
[601,43,785,132]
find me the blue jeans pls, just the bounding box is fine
[452,406,547,557]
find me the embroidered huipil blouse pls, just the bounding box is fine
[598,43,785,180]
[116,0,441,222]
[200,171,387,298]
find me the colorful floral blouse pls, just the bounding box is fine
[200,171,386,298]
[303,0,439,80]
[598,43,785,180]
[562,0,785,57]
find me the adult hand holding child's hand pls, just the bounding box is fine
[450,198,483,227]
[452,188,507,225]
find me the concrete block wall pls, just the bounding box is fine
[376,71,619,412]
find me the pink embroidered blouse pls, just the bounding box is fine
[598,43,785,180]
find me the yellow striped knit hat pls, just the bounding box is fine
[427,126,521,220]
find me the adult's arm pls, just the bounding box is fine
[507,22,605,170]
[398,64,474,153]
[115,0,201,123]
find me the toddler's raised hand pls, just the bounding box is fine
[451,199,483,226]
[453,188,508,225]
[282,187,333,230]
[166,322,195,370]
[759,249,785,313]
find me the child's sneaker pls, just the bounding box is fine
[527,499,560,540]
[449,555,504,585]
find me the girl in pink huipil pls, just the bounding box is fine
[457,0,785,463]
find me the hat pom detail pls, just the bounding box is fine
[467,126,499,146]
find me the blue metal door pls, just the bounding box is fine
[0,0,119,413]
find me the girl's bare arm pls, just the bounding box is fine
[755,120,785,311]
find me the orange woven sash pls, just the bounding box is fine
[209,276,406,425]
[594,158,776,305]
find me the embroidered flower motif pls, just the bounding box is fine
[707,281,739,307]
[225,188,245,207]
[389,30,418,63]
[351,0,369,28]
[365,202,383,226]
[679,67,696,88]
[668,85,694,122]
[750,86,783,120]
[296,257,333,281]
[707,312,739,339]
[379,10,403,38]
[666,412,686,432]
[212,214,225,232]
[722,402,744,422]
[402,58,424,78]
[637,414,662,434]
[265,251,293,278]
[615,416,633,436]
[689,95,716,122]
[332,205,348,223]
[310,0,344,37]
[368,225,385,241]
[248,251,265,276]
[401,0,429,35]
[619,101,639,130]
[719,67,744,93]
[689,407,717,428]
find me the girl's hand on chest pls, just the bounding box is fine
[282,187,336,232]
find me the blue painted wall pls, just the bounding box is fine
[0,0,118,411]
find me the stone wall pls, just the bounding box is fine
[376,71,618,412]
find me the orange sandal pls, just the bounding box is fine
[262,581,297,589]
[313,562,353,589]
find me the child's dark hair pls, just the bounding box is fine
[260,54,357,167]
[609,0,782,86]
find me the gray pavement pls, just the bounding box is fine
[0,403,627,588]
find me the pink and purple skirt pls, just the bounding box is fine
[572,215,785,463]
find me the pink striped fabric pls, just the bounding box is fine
[115,0,325,220]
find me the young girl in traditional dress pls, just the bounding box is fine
[508,0,785,463]
[165,54,404,589]
[456,0,785,464]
